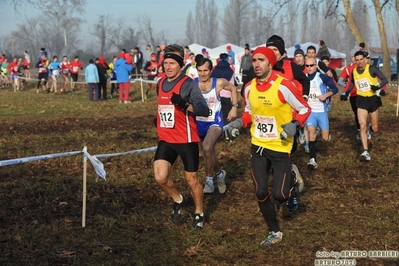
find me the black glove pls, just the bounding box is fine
[379,90,386,96]
[340,93,348,101]
[370,85,379,92]
[280,120,299,140]
[170,92,188,109]
[224,119,243,139]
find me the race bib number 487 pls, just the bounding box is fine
[254,115,278,139]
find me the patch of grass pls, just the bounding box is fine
[0,82,399,265]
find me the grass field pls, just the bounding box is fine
[0,81,399,266]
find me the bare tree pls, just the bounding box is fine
[8,0,85,58]
[250,3,270,46]
[115,27,142,52]
[91,15,116,55]
[135,14,170,49]
[371,0,391,79]
[0,32,14,58]
[184,0,219,47]
[222,0,253,46]
[185,11,195,44]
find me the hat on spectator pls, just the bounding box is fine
[226,45,232,50]
[266,35,285,56]
[294,49,305,56]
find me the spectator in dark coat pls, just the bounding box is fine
[96,56,109,100]
[318,40,331,59]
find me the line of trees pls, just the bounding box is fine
[2,0,398,79]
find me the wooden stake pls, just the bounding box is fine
[396,86,399,117]
[82,147,87,228]
[140,78,144,102]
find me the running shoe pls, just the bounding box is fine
[286,188,298,212]
[298,128,306,145]
[203,180,214,194]
[192,213,204,229]
[307,158,318,170]
[304,144,310,154]
[291,164,304,193]
[260,231,283,247]
[359,150,371,162]
[171,196,184,224]
[216,170,227,194]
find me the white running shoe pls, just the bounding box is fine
[360,150,371,162]
[291,164,304,193]
[307,158,318,170]
[216,170,227,194]
[304,145,310,154]
[203,180,214,193]
[260,231,283,247]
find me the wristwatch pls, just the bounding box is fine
[232,103,239,108]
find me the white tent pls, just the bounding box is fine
[188,43,211,57]
[208,43,244,60]
[207,43,244,76]
[286,42,346,59]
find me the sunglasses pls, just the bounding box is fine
[305,64,316,67]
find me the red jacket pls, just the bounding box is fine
[70,61,83,74]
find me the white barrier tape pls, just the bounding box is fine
[17,77,137,85]
[387,83,399,86]
[83,147,106,181]
[94,146,157,159]
[0,150,83,167]
[0,146,158,182]
[16,77,160,84]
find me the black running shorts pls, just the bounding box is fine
[154,141,199,172]
[356,95,382,113]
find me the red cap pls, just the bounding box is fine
[119,52,125,58]
[226,45,232,50]
[252,47,276,67]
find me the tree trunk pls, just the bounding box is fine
[372,0,391,81]
[342,0,366,50]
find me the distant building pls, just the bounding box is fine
[369,47,398,61]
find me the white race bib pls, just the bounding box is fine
[356,78,370,92]
[254,115,278,139]
[63,69,69,74]
[196,102,215,122]
[72,66,79,72]
[158,105,175,128]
